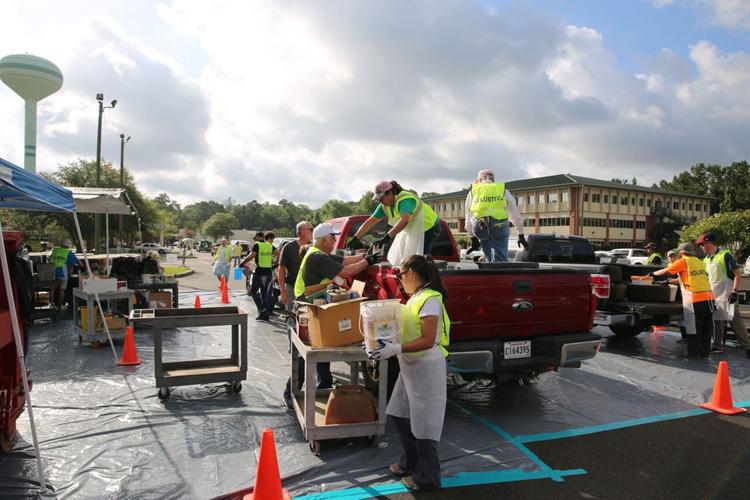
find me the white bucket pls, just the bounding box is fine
[360,299,402,351]
[668,284,678,302]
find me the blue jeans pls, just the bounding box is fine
[471,217,509,262]
[423,221,442,256]
[250,271,274,315]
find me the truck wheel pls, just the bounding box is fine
[609,324,645,337]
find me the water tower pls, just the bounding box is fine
[0,54,63,173]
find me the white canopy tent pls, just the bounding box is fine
[66,187,137,265]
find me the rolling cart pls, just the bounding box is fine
[72,287,132,344]
[129,306,247,399]
[290,332,388,455]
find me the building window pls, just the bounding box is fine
[451,202,455,212]
[631,197,635,205]
[703,203,707,212]
[621,196,628,205]
[673,201,679,210]
[583,218,606,227]
[592,193,601,203]
[547,193,558,204]
[584,192,589,202]
[639,198,644,207]
[682,202,686,210]
[647,199,652,207]
[603,194,609,204]
[518,196,524,206]
[688,203,693,211]
[636,220,646,229]
[611,195,617,204]
[538,194,545,204]
[527,195,535,205]
[562,192,569,203]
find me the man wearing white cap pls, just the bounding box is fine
[285,223,375,397]
[349,180,441,256]
[464,169,526,262]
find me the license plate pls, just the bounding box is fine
[504,340,531,359]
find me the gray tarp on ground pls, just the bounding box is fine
[2,289,749,498]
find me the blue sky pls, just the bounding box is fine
[1,0,750,206]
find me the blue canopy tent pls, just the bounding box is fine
[0,157,121,494]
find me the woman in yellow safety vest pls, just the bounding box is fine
[368,254,450,491]
[349,180,441,255]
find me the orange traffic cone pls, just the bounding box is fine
[220,275,230,304]
[117,326,142,366]
[194,295,201,309]
[243,428,290,500]
[700,361,746,415]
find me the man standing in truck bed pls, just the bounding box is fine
[696,232,750,358]
[464,169,526,262]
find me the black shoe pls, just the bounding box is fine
[259,313,271,321]
[256,313,265,320]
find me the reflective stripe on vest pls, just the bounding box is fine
[683,255,712,294]
[294,246,332,299]
[50,247,69,269]
[470,182,508,220]
[256,241,273,268]
[704,249,732,284]
[647,252,663,265]
[384,191,438,231]
[402,288,450,358]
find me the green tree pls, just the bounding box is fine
[680,210,750,259]
[659,162,750,213]
[203,213,239,240]
[353,192,378,215]
[182,200,225,230]
[313,199,355,223]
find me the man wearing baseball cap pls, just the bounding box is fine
[696,232,750,357]
[653,242,715,358]
[464,169,526,262]
[286,223,376,396]
[645,242,663,265]
[349,180,441,256]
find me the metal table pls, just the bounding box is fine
[129,306,247,399]
[72,288,133,343]
[290,332,388,455]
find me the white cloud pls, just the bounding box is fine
[1,1,750,207]
[702,0,750,30]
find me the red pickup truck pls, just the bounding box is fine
[326,216,601,380]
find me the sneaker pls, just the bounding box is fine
[388,464,410,477]
[401,476,418,490]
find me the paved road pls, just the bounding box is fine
[173,251,253,292]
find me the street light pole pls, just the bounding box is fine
[94,93,117,254]
[119,133,130,249]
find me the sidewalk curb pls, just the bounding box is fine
[164,269,194,278]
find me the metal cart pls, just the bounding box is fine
[129,306,247,399]
[140,280,179,308]
[290,332,388,456]
[72,288,133,344]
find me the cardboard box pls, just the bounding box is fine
[82,277,118,294]
[304,297,366,348]
[148,291,172,309]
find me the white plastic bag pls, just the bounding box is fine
[387,203,425,265]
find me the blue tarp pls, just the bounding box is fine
[0,157,75,212]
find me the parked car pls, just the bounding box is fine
[139,242,167,255]
[197,240,212,252]
[609,248,650,265]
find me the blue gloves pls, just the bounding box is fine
[367,339,402,360]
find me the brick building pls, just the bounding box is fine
[423,174,713,247]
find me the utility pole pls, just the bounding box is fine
[119,133,130,248]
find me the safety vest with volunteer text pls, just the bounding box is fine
[384,191,438,232]
[256,241,273,269]
[214,245,232,263]
[50,247,71,270]
[401,288,450,358]
[647,252,663,265]
[703,249,732,284]
[470,182,508,220]
[294,246,332,299]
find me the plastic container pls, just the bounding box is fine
[668,284,678,302]
[233,267,242,281]
[630,275,653,286]
[360,299,402,351]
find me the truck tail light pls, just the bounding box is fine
[590,273,610,299]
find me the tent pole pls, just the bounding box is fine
[73,214,118,361]
[105,211,110,274]
[0,220,46,493]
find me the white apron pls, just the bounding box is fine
[386,295,446,441]
[387,201,425,266]
[706,257,734,322]
[681,286,697,336]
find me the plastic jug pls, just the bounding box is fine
[233,266,242,281]
[360,299,402,351]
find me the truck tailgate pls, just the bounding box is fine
[440,268,593,342]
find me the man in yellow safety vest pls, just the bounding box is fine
[465,169,526,262]
[239,232,277,321]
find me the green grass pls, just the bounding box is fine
[163,266,190,276]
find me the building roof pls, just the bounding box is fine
[422,173,715,201]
